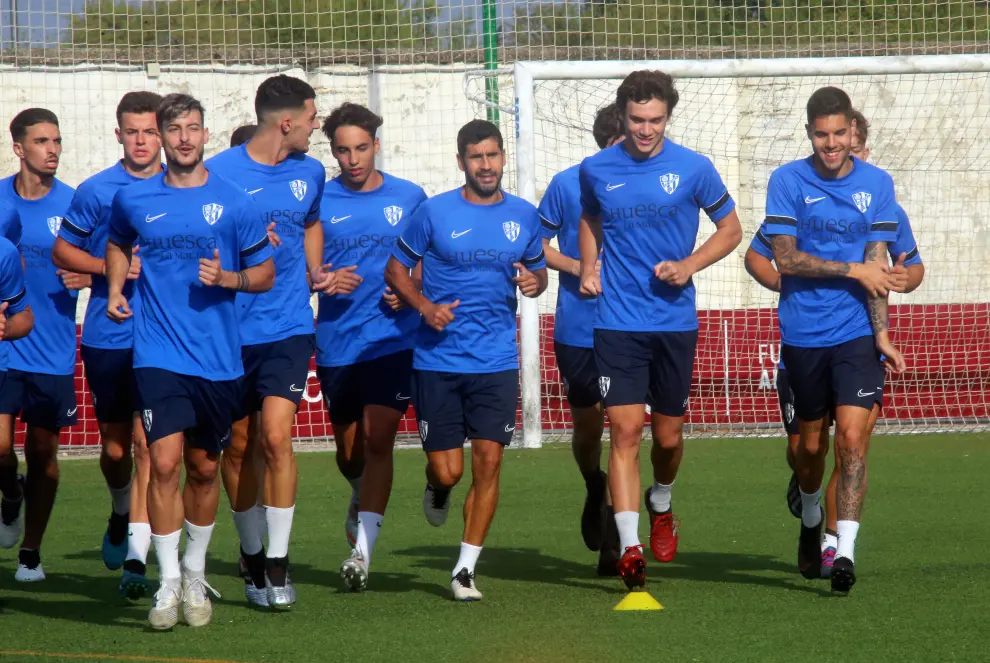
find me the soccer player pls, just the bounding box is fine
[577,71,742,590]
[105,93,274,629]
[0,108,78,582]
[208,74,326,609]
[539,102,624,575]
[230,124,257,148]
[315,103,427,592]
[385,120,547,600]
[51,91,162,597]
[763,87,904,594]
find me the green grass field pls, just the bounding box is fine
[1,434,987,663]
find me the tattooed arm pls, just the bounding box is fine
[865,240,906,374]
[770,235,896,297]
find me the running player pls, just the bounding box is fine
[52,91,162,597]
[539,102,624,575]
[763,87,904,594]
[0,108,78,582]
[385,120,547,601]
[577,71,742,590]
[208,74,326,610]
[106,93,274,629]
[315,103,427,592]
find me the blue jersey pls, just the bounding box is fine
[891,205,922,267]
[316,173,427,367]
[579,140,735,333]
[0,199,20,246]
[539,164,596,349]
[764,156,899,348]
[59,161,146,351]
[108,172,273,380]
[0,238,29,371]
[0,176,77,375]
[393,188,546,374]
[206,146,325,346]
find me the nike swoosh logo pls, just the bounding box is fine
[857,389,876,397]
[605,183,625,191]
[396,393,411,400]
[67,407,78,416]
[247,188,264,195]
[289,384,304,392]
[504,424,515,432]
[331,215,351,224]
[145,213,167,223]
[451,229,471,238]
[804,195,826,204]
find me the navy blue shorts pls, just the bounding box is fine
[0,369,77,430]
[781,336,885,422]
[554,341,600,409]
[317,350,413,425]
[240,334,315,414]
[81,345,136,424]
[775,367,799,436]
[134,368,241,452]
[593,329,698,416]
[413,369,518,452]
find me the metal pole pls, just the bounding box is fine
[482,0,499,123]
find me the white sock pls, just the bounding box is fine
[108,479,132,516]
[799,487,823,528]
[836,520,860,563]
[182,520,215,574]
[356,511,383,565]
[453,542,482,576]
[614,511,641,550]
[649,481,673,513]
[152,530,181,581]
[347,476,361,503]
[822,532,838,552]
[265,505,295,559]
[125,522,152,564]
[254,504,268,543]
[231,508,264,556]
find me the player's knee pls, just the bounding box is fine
[431,463,463,489]
[610,422,642,449]
[262,430,293,462]
[101,439,131,464]
[186,457,220,485]
[654,430,683,452]
[150,452,182,485]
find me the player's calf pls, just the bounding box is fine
[99,423,135,571]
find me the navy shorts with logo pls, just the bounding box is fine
[81,345,137,424]
[554,341,600,409]
[135,367,241,452]
[413,369,518,452]
[593,329,698,416]
[317,350,414,425]
[781,335,884,422]
[240,334,315,414]
[775,367,799,436]
[0,369,78,430]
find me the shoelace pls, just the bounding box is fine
[430,487,449,510]
[185,576,221,602]
[154,583,181,608]
[455,569,475,589]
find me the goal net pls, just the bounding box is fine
[501,57,990,445]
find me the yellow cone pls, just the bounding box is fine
[613,590,664,611]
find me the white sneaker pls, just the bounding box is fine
[451,567,482,601]
[423,485,450,527]
[340,549,368,593]
[0,479,24,549]
[345,498,359,546]
[148,579,182,630]
[15,562,45,582]
[181,568,220,627]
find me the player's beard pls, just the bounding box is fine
[465,170,502,199]
[165,146,204,174]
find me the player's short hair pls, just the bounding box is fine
[806,86,853,124]
[230,124,257,147]
[851,108,870,146]
[255,75,316,122]
[457,119,503,157]
[9,108,59,142]
[592,103,624,149]
[115,91,163,127]
[616,70,679,117]
[156,93,205,132]
[321,103,383,144]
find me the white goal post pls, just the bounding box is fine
[511,55,990,449]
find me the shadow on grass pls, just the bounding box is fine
[0,569,147,626]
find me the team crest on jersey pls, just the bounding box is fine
[418,420,428,442]
[784,403,795,425]
[599,376,610,398]
[384,205,403,227]
[289,179,307,201]
[47,216,63,236]
[853,191,872,214]
[142,409,153,433]
[202,203,224,226]
[502,221,521,242]
[660,173,680,195]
